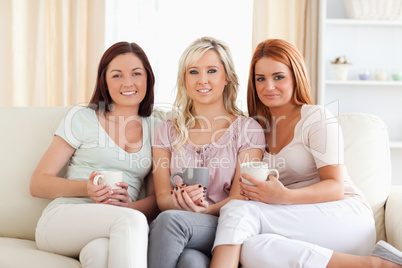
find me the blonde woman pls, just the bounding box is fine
[210,39,402,268]
[148,37,265,268]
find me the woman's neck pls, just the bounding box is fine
[106,105,140,120]
[191,102,236,130]
[269,103,301,122]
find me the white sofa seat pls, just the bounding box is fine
[0,107,401,267]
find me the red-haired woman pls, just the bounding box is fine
[30,42,160,268]
[210,39,402,268]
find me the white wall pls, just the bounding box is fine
[104,0,253,111]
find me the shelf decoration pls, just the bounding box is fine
[391,71,402,81]
[331,56,351,81]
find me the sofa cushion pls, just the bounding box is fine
[338,113,391,241]
[0,107,70,241]
[0,237,81,267]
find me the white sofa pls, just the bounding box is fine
[0,106,401,267]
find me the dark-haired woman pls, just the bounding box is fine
[30,42,160,268]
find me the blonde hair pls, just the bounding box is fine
[247,39,313,128]
[172,36,243,149]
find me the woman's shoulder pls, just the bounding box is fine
[59,106,97,129]
[153,119,176,137]
[143,115,162,129]
[301,104,338,127]
[64,105,96,121]
[302,104,335,115]
[155,118,174,128]
[237,115,264,130]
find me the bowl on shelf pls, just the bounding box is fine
[375,70,388,81]
[358,69,371,80]
[391,71,402,81]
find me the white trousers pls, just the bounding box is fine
[214,198,375,268]
[36,204,149,268]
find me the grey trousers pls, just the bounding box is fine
[148,210,218,268]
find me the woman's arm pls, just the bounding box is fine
[30,136,88,198]
[30,136,111,201]
[127,171,160,221]
[152,147,177,211]
[240,164,344,204]
[152,147,210,213]
[204,147,263,216]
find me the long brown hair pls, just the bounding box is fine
[247,39,313,128]
[88,42,155,116]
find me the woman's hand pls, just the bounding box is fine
[108,182,130,207]
[87,171,112,203]
[171,184,208,213]
[87,172,130,206]
[239,173,289,204]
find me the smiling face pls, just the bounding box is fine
[185,49,228,107]
[254,56,295,110]
[105,53,147,112]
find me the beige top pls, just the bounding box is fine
[263,105,371,210]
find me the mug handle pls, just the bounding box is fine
[170,172,183,188]
[93,174,104,185]
[268,169,279,180]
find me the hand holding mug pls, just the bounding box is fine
[171,184,209,213]
[87,171,112,203]
[108,181,130,207]
[170,167,209,210]
[240,162,279,185]
[90,171,124,203]
[239,162,290,204]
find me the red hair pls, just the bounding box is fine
[247,39,313,127]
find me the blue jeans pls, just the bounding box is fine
[148,210,218,268]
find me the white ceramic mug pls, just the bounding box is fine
[240,162,279,185]
[93,171,123,201]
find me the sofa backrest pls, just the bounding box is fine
[338,113,391,241]
[0,107,391,243]
[0,107,170,241]
[0,107,71,241]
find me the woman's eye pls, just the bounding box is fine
[275,75,285,80]
[112,74,121,78]
[208,69,217,73]
[189,70,198,75]
[256,77,265,82]
[133,72,142,76]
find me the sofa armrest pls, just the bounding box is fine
[385,185,402,251]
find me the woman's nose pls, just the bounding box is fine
[266,80,275,90]
[198,72,208,84]
[123,76,134,87]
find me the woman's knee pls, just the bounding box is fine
[125,209,148,231]
[150,210,189,234]
[177,249,210,268]
[220,199,253,216]
[79,238,109,268]
[111,208,148,235]
[240,234,282,267]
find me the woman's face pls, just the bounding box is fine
[106,53,147,111]
[185,49,228,107]
[254,57,295,109]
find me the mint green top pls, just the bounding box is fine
[44,106,160,210]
